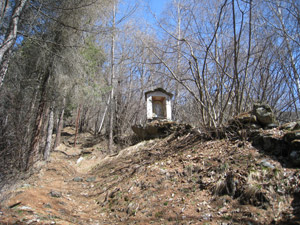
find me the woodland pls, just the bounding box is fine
[0,0,300,179]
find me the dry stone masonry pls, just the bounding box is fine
[132,120,192,140]
[229,103,300,167]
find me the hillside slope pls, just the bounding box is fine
[0,127,299,225]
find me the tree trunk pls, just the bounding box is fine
[74,104,81,148]
[0,0,28,87]
[173,0,182,121]
[108,1,116,153]
[232,0,240,115]
[53,97,65,150]
[25,67,50,170]
[44,107,54,160]
[40,106,50,153]
[0,0,9,26]
[98,94,111,134]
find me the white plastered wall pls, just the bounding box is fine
[146,91,172,120]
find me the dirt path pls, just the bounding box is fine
[0,128,108,225]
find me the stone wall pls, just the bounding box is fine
[132,120,192,140]
[228,103,300,167]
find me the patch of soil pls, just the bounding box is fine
[0,127,299,225]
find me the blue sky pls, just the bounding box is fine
[141,0,169,25]
[148,0,166,15]
[119,0,168,24]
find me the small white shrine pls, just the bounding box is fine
[145,88,173,121]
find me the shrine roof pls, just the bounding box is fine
[145,88,173,100]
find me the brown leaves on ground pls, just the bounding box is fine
[0,127,300,224]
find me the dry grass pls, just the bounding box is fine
[0,127,299,225]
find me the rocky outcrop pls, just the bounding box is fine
[251,127,300,166]
[253,103,278,128]
[132,120,192,140]
[283,129,300,166]
[229,103,278,130]
[280,121,300,131]
[229,103,300,167]
[252,133,288,156]
[228,112,261,130]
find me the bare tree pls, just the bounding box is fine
[0,0,28,87]
[44,106,54,160]
[108,1,116,153]
[53,97,65,150]
[137,0,295,128]
[264,0,300,106]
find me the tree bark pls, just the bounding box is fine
[25,67,50,170]
[0,0,28,87]
[0,0,9,26]
[74,104,81,148]
[41,106,50,153]
[232,0,240,114]
[173,0,182,121]
[53,97,65,150]
[98,94,111,134]
[44,107,54,160]
[108,1,116,153]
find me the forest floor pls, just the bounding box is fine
[0,127,300,225]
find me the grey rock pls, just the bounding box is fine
[26,219,39,224]
[250,123,261,129]
[73,177,84,182]
[43,203,52,208]
[19,206,33,211]
[284,131,300,143]
[202,213,212,220]
[50,190,62,198]
[294,121,300,131]
[252,133,288,156]
[260,159,275,169]
[132,120,192,140]
[280,122,297,131]
[165,172,171,179]
[262,135,275,151]
[253,103,277,126]
[253,134,274,151]
[265,123,278,129]
[228,113,257,130]
[159,168,167,175]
